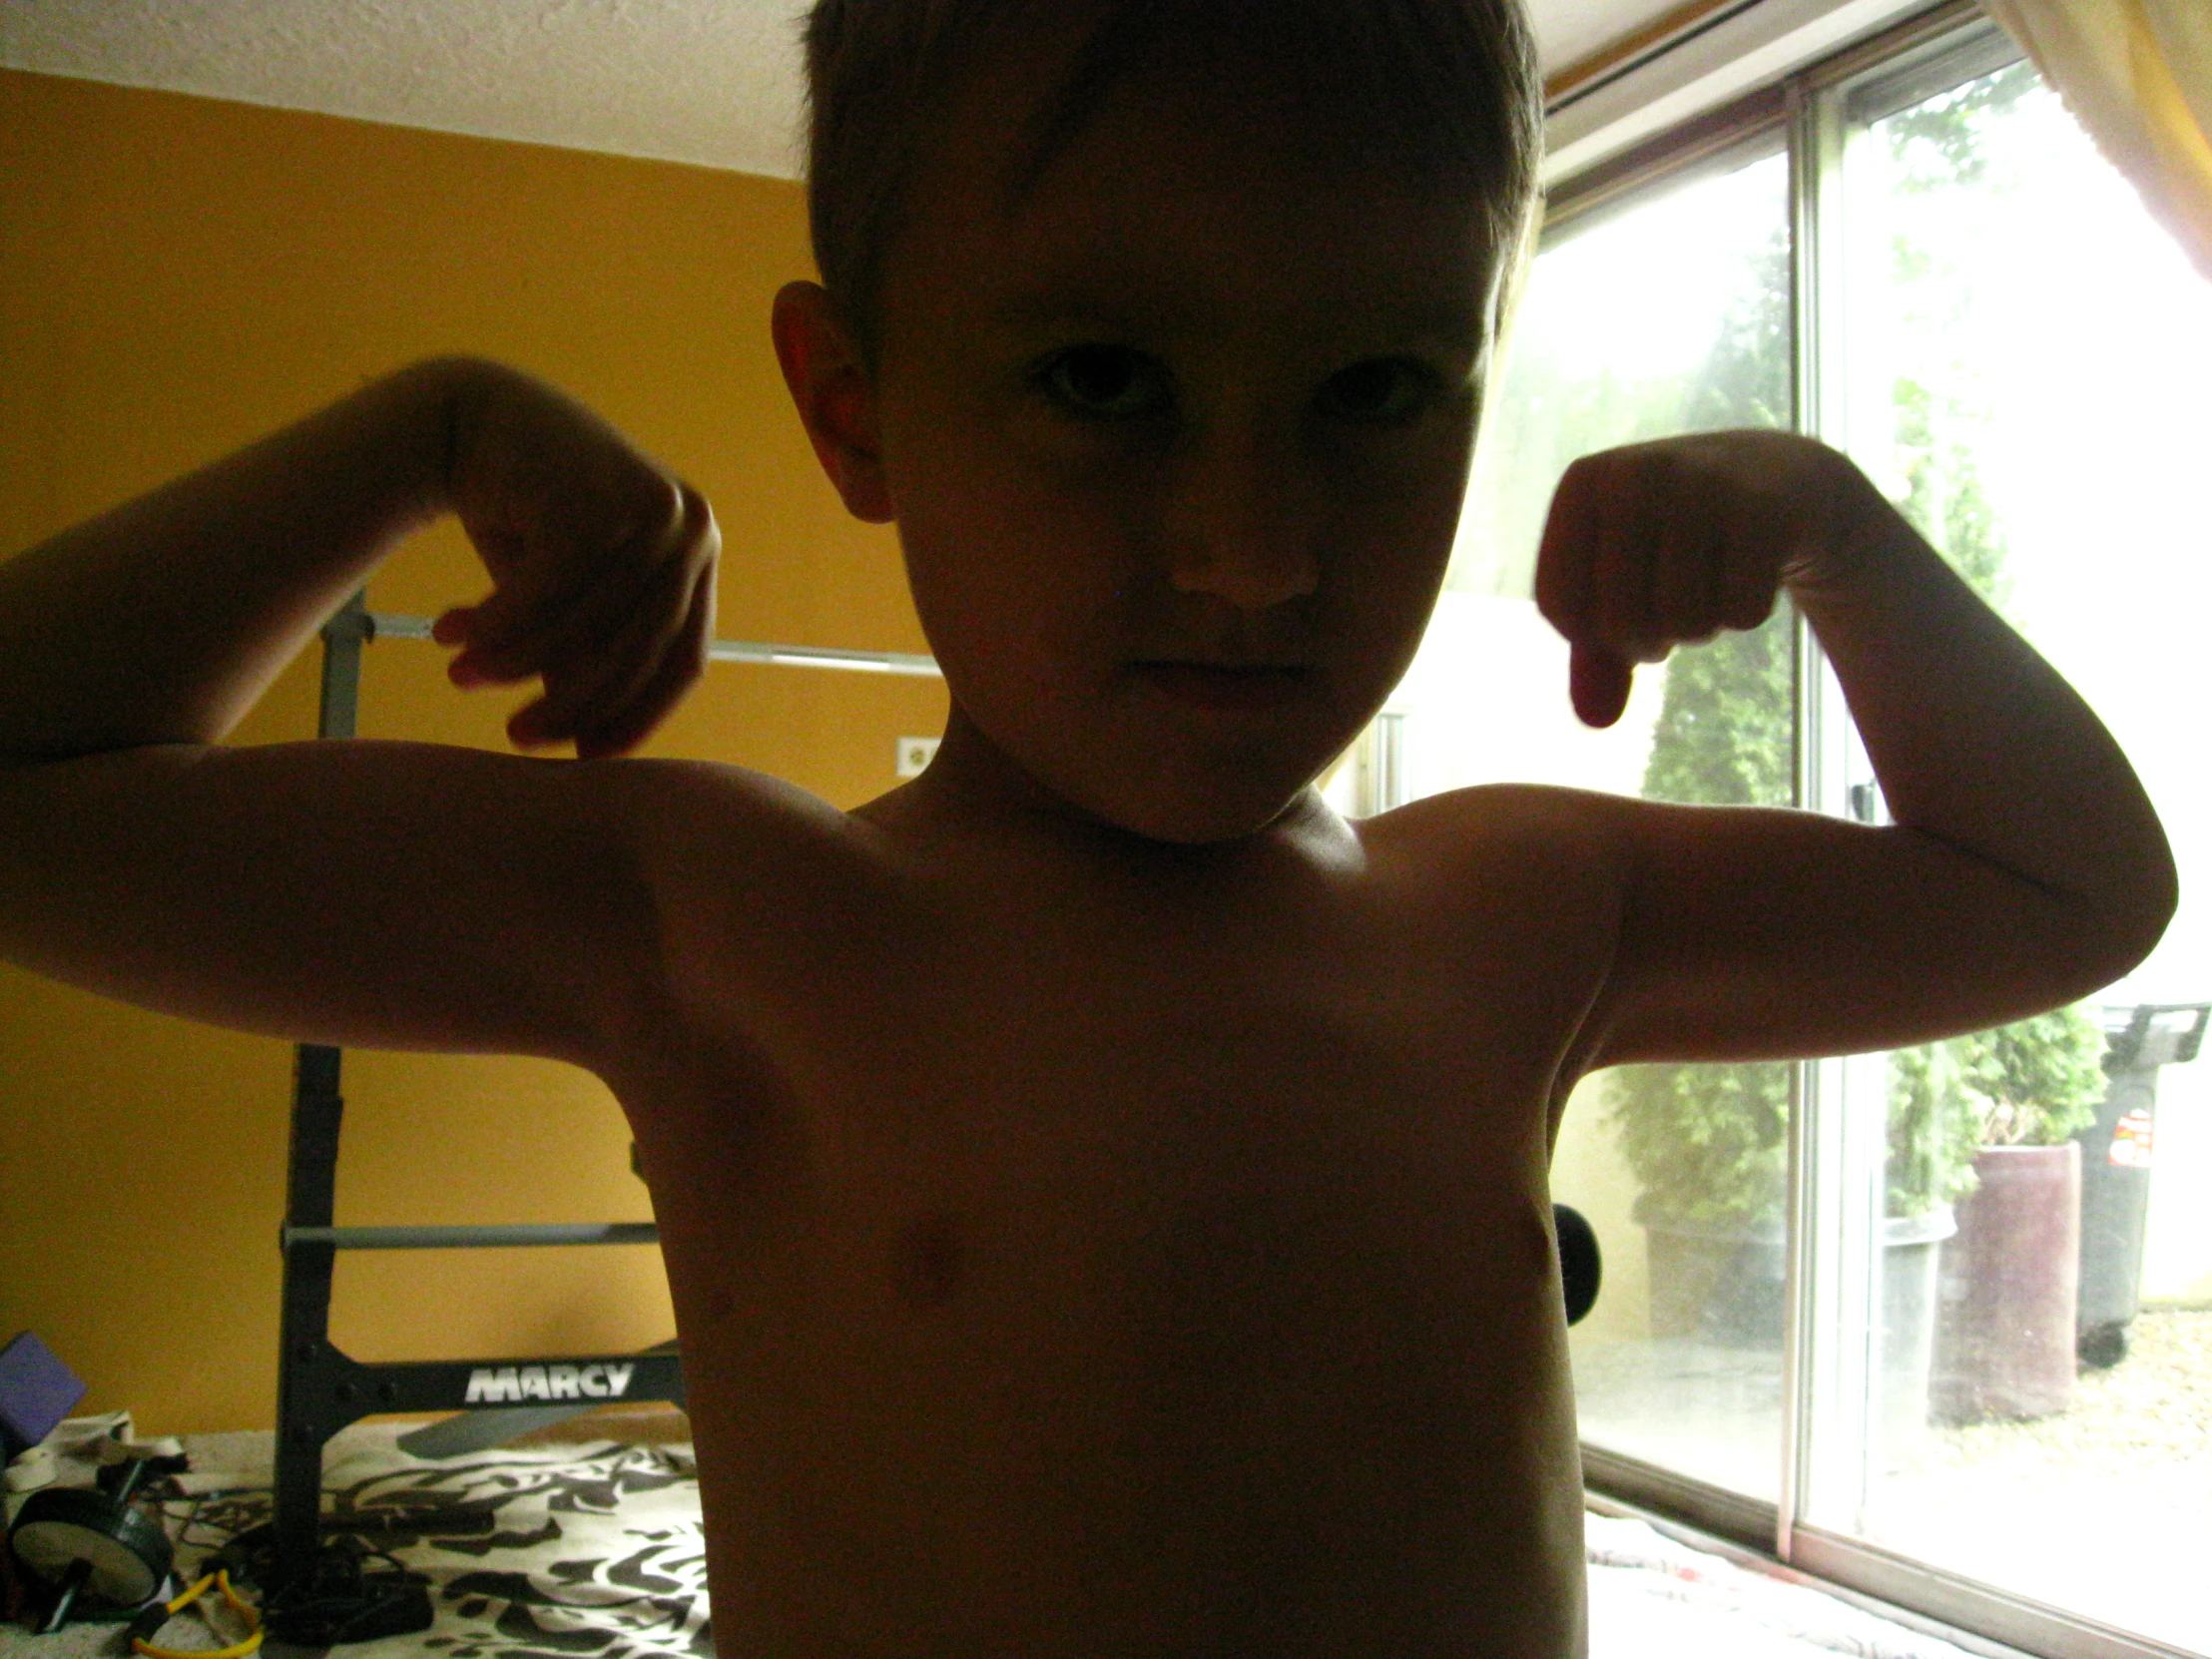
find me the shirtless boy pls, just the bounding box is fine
[0,0,2176,1653]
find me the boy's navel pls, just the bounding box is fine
[892,1212,965,1308]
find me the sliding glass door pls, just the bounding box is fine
[1367,5,2212,1654]
[1796,26,2212,1658]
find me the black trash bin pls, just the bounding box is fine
[2076,1002,2209,1368]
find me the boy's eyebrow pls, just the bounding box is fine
[986,283,1488,357]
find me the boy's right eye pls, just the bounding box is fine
[1033,345,1173,420]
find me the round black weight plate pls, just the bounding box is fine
[1555,1203,1602,1327]
[8,1487,174,1607]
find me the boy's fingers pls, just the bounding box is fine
[451,479,701,681]
[455,546,662,685]
[451,494,709,689]
[1588,469,1652,655]
[507,496,715,749]
[1533,457,1599,639]
[525,490,715,735]
[1569,643,1634,729]
[573,565,717,759]
[435,607,513,689]
[578,620,712,761]
[1539,456,1671,717]
[1654,491,1722,645]
[521,544,706,747]
[1719,500,1787,632]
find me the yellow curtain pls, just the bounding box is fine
[1980,0,2212,283]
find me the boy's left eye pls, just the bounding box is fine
[1034,344,1173,419]
[1316,357,1439,424]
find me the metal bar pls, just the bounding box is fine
[1789,1526,2198,1659]
[275,607,365,1586]
[365,610,941,679]
[1587,1488,2044,1659]
[1798,0,1991,103]
[275,1055,347,1579]
[276,594,365,1585]
[1352,711,1407,819]
[1778,61,1822,1571]
[706,638,941,677]
[1544,0,1771,115]
[283,1222,660,1250]
[317,594,371,741]
[1580,1445,1779,1557]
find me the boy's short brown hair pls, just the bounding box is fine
[801,0,1544,363]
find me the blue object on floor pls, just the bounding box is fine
[0,1331,88,1459]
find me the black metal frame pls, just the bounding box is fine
[270,598,682,1583]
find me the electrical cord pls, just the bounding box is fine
[211,1524,433,1647]
[128,1568,262,1659]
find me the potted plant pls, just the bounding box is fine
[1920,1005,2107,1422]
[1607,1047,1978,1341]
[1609,1059,1794,1345]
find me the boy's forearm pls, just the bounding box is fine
[1792,466,2177,972]
[0,357,481,762]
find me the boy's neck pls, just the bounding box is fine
[854,706,1350,874]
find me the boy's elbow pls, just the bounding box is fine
[2072,838,2179,994]
[2118,852,2180,976]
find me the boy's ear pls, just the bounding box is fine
[772,280,894,524]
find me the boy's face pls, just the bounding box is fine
[859,40,1505,843]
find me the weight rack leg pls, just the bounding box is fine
[275,1043,344,1586]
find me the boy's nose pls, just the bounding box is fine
[1163,443,1322,611]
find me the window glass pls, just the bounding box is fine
[1813,55,2212,1655]
[1372,144,1797,1501]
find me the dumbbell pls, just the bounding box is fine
[8,1455,175,1633]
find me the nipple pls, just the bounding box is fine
[892,1213,965,1308]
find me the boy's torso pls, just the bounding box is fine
[608,779,1607,1657]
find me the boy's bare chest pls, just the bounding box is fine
[630,824,1606,1342]
[653,845,1583,1228]
[617,831,1599,1654]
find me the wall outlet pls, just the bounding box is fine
[895,736,940,778]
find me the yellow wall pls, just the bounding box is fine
[0,68,947,1433]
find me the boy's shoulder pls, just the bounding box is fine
[1368,779,1637,890]
[619,755,891,921]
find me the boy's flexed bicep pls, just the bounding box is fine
[0,741,707,1063]
[1537,431,2175,1077]
[0,356,744,1063]
[1563,793,2138,1073]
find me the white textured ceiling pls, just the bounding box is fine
[0,0,1677,182]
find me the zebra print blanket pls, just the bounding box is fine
[12,1418,1980,1659]
[174,1426,707,1659]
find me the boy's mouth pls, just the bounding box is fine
[1130,661,1315,711]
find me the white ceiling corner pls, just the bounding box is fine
[0,0,1686,182]
[0,0,819,179]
